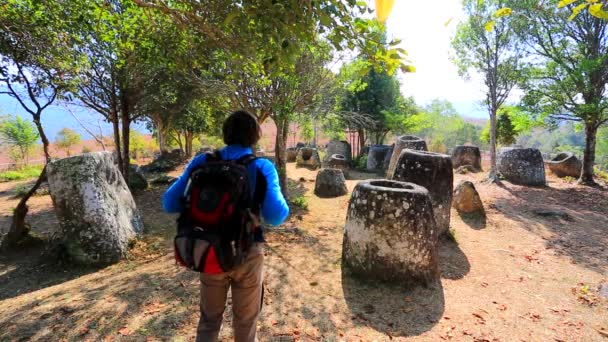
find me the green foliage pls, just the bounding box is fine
[55,128,81,156]
[481,108,517,146]
[405,99,483,148]
[289,196,308,210]
[0,166,43,182]
[0,115,39,162]
[355,154,368,169]
[81,146,93,154]
[129,131,147,160]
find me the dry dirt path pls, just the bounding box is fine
[0,163,606,341]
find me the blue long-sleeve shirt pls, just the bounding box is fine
[162,145,289,227]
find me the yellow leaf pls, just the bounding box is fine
[589,3,608,19]
[484,20,495,31]
[444,17,453,27]
[586,0,599,3]
[493,7,513,18]
[375,0,395,23]
[568,3,588,20]
[558,0,578,8]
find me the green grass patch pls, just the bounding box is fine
[0,165,43,182]
[289,195,308,210]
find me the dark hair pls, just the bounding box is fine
[222,110,261,147]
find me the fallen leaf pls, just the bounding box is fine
[79,327,90,336]
[463,329,473,336]
[144,302,167,315]
[481,282,489,288]
[271,319,279,326]
[118,327,131,336]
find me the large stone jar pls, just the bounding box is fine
[386,135,428,179]
[366,145,391,171]
[47,152,144,265]
[546,152,582,178]
[296,147,322,169]
[342,180,439,286]
[392,150,453,236]
[314,168,348,198]
[451,145,482,171]
[326,140,352,162]
[497,147,546,186]
[327,154,350,177]
[286,147,298,163]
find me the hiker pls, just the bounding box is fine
[162,110,289,342]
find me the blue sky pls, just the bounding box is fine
[0,0,490,141]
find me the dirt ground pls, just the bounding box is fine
[0,163,607,341]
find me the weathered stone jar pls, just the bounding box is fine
[286,147,298,163]
[451,145,482,171]
[546,152,582,178]
[498,147,546,186]
[366,145,391,171]
[327,154,350,177]
[386,135,428,179]
[342,180,439,286]
[296,147,321,169]
[47,152,144,265]
[314,168,348,198]
[326,140,352,162]
[392,150,453,236]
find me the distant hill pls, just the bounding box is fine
[462,116,487,127]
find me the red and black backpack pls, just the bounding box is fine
[174,151,263,273]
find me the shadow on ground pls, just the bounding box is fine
[493,182,608,273]
[341,272,445,337]
[438,238,471,280]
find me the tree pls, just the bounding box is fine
[481,107,517,146]
[55,128,81,157]
[0,115,39,163]
[507,0,608,185]
[0,0,81,248]
[452,0,524,182]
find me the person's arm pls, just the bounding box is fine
[162,154,207,213]
[257,159,289,226]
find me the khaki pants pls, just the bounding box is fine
[196,243,264,342]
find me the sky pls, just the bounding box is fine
[383,0,488,119]
[0,0,490,142]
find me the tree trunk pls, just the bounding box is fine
[111,108,123,174]
[121,113,131,182]
[358,128,366,155]
[579,122,598,186]
[274,116,289,198]
[487,108,500,183]
[185,131,194,157]
[1,166,47,250]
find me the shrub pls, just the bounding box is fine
[289,195,308,210]
[355,155,368,169]
[0,165,43,182]
[81,146,92,153]
[12,183,31,198]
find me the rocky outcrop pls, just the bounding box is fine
[386,135,428,179]
[326,140,352,162]
[47,152,144,265]
[498,148,546,186]
[392,150,453,236]
[314,168,348,198]
[342,180,439,286]
[366,145,391,171]
[452,181,484,214]
[296,147,321,169]
[451,145,482,171]
[546,152,582,178]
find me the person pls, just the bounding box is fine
[162,110,289,342]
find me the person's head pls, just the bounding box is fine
[222,110,261,147]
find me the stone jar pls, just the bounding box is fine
[546,152,582,178]
[342,180,439,286]
[386,135,428,179]
[366,145,391,171]
[314,168,348,198]
[47,152,144,265]
[392,150,453,236]
[326,140,352,162]
[498,147,546,186]
[451,145,482,171]
[296,147,322,169]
